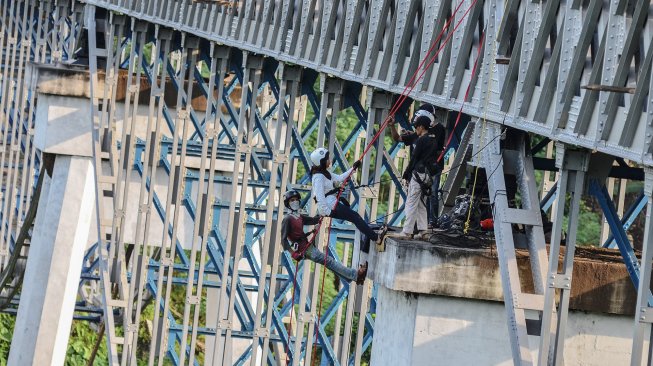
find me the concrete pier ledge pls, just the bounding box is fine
[369,236,636,315]
[367,236,641,365]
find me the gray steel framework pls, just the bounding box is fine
[0,0,82,304]
[84,6,413,364]
[85,0,653,167]
[1,0,653,365]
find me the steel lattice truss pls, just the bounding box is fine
[0,0,85,309]
[2,0,653,365]
[84,7,416,365]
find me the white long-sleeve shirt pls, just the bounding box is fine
[311,168,355,216]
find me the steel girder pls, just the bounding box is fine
[83,0,653,167]
[5,1,653,366]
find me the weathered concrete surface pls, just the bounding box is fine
[369,291,640,366]
[369,237,644,366]
[36,64,242,111]
[8,156,95,366]
[369,236,637,315]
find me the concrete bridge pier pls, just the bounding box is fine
[368,237,645,365]
[8,65,97,365]
[8,154,95,366]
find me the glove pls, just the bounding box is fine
[352,160,362,170]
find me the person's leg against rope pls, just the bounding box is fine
[401,177,421,236]
[331,203,378,241]
[304,245,357,282]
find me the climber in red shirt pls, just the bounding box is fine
[280,190,367,285]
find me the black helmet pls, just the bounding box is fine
[283,190,301,208]
[412,103,440,128]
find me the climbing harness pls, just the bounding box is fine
[289,227,318,261]
[310,2,482,364]
[412,171,433,202]
[282,1,481,363]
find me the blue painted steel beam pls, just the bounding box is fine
[603,191,647,249]
[540,182,558,212]
[589,179,653,306]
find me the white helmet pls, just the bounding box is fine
[310,147,329,167]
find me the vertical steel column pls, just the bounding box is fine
[16,0,43,227]
[125,17,160,355]
[184,43,231,366]
[166,35,202,366]
[154,33,197,366]
[86,5,122,364]
[538,143,590,365]
[118,21,148,365]
[142,25,174,366]
[212,52,265,365]
[18,0,50,225]
[252,63,303,366]
[139,25,173,366]
[337,85,371,361]
[632,168,653,365]
[298,75,345,366]
[0,0,20,260]
[0,0,34,269]
[482,125,550,366]
[351,89,391,366]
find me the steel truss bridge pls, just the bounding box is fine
[0,0,652,365]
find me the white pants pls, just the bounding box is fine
[402,172,428,235]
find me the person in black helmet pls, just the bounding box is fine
[280,190,368,284]
[388,103,445,229]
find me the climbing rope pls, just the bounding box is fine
[464,28,500,234]
[305,1,482,364]
[280,1,479,363]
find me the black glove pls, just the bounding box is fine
[352,160,362,170]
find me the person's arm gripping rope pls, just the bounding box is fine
[331,167,355,184]
[388,115,403,142]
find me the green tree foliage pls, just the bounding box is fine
[0,314,109,366]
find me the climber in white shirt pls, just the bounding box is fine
[309,147,386,244]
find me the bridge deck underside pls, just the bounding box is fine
[87,0,653,167]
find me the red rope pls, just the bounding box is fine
[285,260,300,365]
[281,1,480,364]
[360,0,469,159]
[437,29,486,164]
[310,1,481,364]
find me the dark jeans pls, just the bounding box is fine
[330,203,378,241]
[428,173,441,226]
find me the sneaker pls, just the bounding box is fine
[413,230,432,241]
[356,262,368,285]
